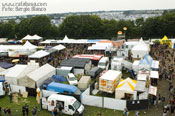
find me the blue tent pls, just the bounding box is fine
[0,76,5,82]
[139,53,153,66]
[52,75,67,82]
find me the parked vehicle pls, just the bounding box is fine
[88,67,103,79]
[47,82,81,97]
[0,76,5,96]
[98,57,109,70]
[42,94,84,116]
[67,73,78,85]
[99,70,121,93]
[78,76,91,90]
[0,82,5,96]
[111,57,124,71]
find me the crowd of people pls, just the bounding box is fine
[150,43,175,116]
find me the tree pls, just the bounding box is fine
[29,16,52,38]
[58,15,104,39]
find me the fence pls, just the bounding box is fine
[82,88,126,111]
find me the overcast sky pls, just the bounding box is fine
[0,0,175,16]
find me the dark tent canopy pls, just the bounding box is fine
[0,62,15,69]
[60,58,90,68]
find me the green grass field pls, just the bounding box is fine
[0,95,152,116]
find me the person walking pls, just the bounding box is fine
[123,107,129,116]
[97,111,102,116]
[31,107,37,116]
[135,111,139,116]
[171,104,175,115]
[25,104,29,116]
[7,108,11,116]
[163,106,168,116]
[53,107,58,116]
[9,92,12,103]
[0,106,2,116]
[22,106,26,116]
[162,96,166,107]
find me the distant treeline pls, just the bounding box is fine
[0,11,175,40]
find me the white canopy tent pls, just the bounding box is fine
[150,71,159,79]
[22,35,33,40]
[137,74,147,81]
[26,64,55,88]
[88,42,113,50]
[53,44,66,51]
[29,50,49,59]
[21,41,37,50]
[151,60,159,70]
[5,64,39,85]
[32,34,42,40]
[22,34,42,41]
[131,38,149,58]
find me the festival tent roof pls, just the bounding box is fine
[115,77,137,99]
[148,85,157,96]
[0,62,15,69]
[137,74,147,81]
[27,64,56,88]
[151,60,159,70]
[22,34,42,40]
[22,35,33,40]
[150,71,159,79]
[73,54,103,60]
[22,41,37,49]
[132,38,149,52]
[131,38,149,58]
[32,34,42,40]
[29,50,49,59]
[134,81,147,92]
[139,53,153,66]
[53,44,66,51]
[5,64,39,85]
[88,42,113,50]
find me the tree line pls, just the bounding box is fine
[0,11,175,40]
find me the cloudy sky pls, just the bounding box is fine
[0,0,175,16]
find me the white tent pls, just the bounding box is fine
[5,64,39,85]
[131,38,149,58]
[32,34,42,40]
[115,77,137,99]
[88,43,113,50]
[22,41,37,50]
[22,35,33,40]
[150,71,159,79]
[132,60,140,72]
[137,74,147,81]
[29,50,49,59]
[151,60,159,70]
[22,34,42,40]
[26,64,55,88]
[53,44,66,51]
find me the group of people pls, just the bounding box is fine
[51,102,63,116]
[150,43,175,116]
[0,105,38,116]
[0,107,11,116]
